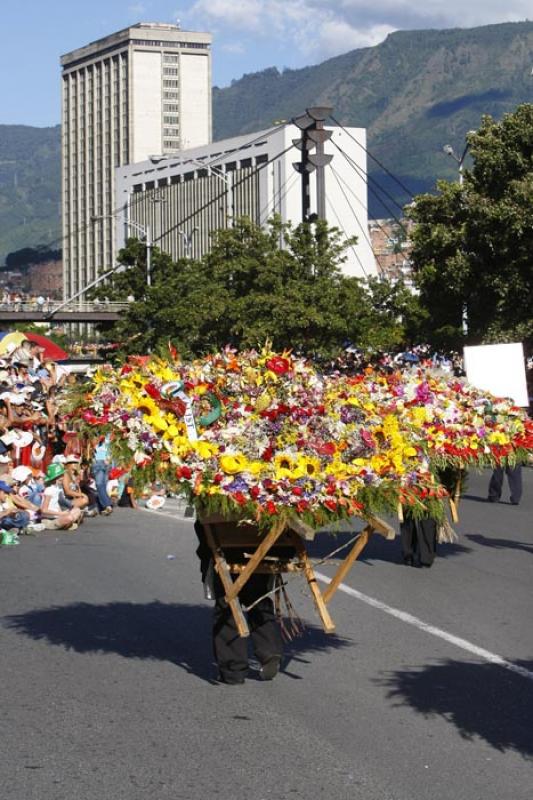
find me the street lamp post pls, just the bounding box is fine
[186,158,234,226]
[442,141,470,185]
[92,214,152,287]
[178,227,199,259]
[442,139,471,334]
[149,154,234,227]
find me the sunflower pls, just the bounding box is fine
[274,453,300,480]
[295,454,321,479]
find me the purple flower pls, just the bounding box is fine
[227,477,249,493]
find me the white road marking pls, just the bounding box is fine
[315,571,533,683]
[137,507,533,682]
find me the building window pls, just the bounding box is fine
[164,128,180,137]
[163,80,179,88]
[164,92,179,100]
[163,115,179,124]
[163,67,179,76]
[164,54,179,63]
[164,104,179,112]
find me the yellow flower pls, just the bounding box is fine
[410,407,428,426]
[274,453,299,480]
[295,454,321,479]
[247,461,265,476]
[145,414,168,432]
[220,454,248,474]
[192,440,219,459]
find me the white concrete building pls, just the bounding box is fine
[115,124,378,278]
[61,22,212,299]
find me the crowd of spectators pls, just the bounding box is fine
[319,345,466,377]
[0,337,115,545]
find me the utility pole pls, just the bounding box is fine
[292,107,333,222]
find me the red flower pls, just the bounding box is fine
[292,486,303,496]
[324,499,337,512]
[176,466,192,480]
[250,485,261,500]
[314,441,336,456]
[233,491,247,506]
[266,500,277,515]
[266,356,290,375]
[144,383,162,401]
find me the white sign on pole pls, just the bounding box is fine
[463,343,529,408]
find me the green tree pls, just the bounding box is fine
[408,103,533,350]
[99,217,419,359]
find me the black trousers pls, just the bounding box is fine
[400,517,437,566]
[212,572,283,682]
[488,466,523,504]
[194,521,282,682]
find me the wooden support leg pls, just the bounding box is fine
[289,532,336,634]
[224,517,287,602]
[203,523,250,638]
[322,526,372,604]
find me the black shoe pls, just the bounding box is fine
[259,656,281,681]
[487,497,499,503]
[510,499,520,506]
[218,674,245,685]
[402,555,414,566]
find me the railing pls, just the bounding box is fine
[0,301,130,314]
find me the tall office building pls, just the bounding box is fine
[61,22,212,299]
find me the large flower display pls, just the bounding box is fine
[67,347,532,526]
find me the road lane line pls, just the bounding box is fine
[136,509,533,682]
[315,571,533,682]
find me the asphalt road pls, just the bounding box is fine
[1,469,532,800]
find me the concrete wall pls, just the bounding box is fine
[131,50,163,162]
[179,54,211,148]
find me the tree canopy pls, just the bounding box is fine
[92,217,416,359]
[408,103,533,350]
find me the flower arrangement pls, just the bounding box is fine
[67,347,532,527]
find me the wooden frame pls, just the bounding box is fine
[200,513,395,638]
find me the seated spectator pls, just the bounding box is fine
[40,464,82,531]
[12,464,43,502]
[0,480,31,533]
[62,456,90,512]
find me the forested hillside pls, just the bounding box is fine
[1,20,532,261]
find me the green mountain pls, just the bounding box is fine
[1,20,532,262]
[0,125,61,265]
[213,21,533,213]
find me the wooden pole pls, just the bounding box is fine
[203,522,250,638]
[289,532,336,634]
[223,516,287,602]
[322,526,372,604]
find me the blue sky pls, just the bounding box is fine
[1,0,530,127]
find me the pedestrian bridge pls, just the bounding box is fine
[0,301,129,323]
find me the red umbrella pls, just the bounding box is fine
[24,333,68,361]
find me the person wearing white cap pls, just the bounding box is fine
[12,465,44,509]
[9,466,45,532]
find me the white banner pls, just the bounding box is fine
[463,343,529,408]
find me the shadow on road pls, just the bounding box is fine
[380,658,533,757]
[3,601,352,684]
[307,530,471,566]
[465,533,533,555]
